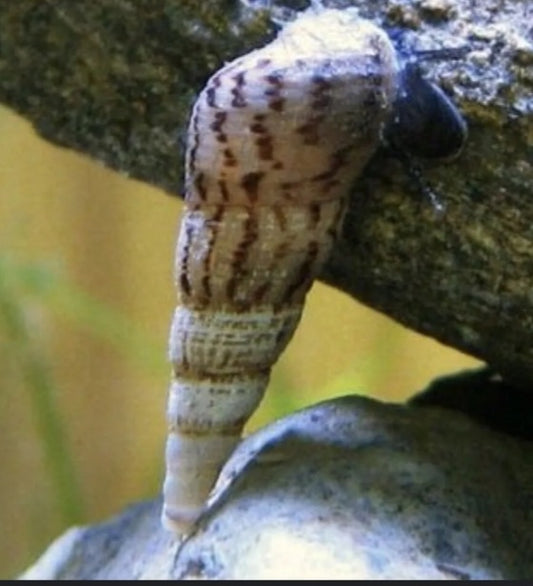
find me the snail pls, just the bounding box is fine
[162,6,467,533]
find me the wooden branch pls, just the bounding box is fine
[1,0,531,383]
[0,0,277,193]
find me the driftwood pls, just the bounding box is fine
[1,0,531,385]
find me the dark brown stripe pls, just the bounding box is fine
[282,240,320,304]
[186,109,201,183]
[226,212,259,304]
[268,98,285,112]
[308,202,321,228]
[206,87,217,108]
[206,74,222,108]
[280,181,297,190]
[193,172,207,201]
[279,180,299,202]
[252,281,271,304]
[256,134,274,160]
[210,111,227,133]
[179,272,191,298]
[200,275,211,301]
[231,71,247,108]
[179,222,194,297]
[175,329,189,372]
[310,75,333,111]
[326,225,339,240]
[239,214,260,259]
[296,115,325,145]
[223,147,237,167]
[201,205,225,300]
[311,145,352,182]
[253,237,289,304]
[250,122,267,133]
[265,72,283,86]
[265,73,285,112]
[273,240,289,260]
[218,179,230,202]
[281,190,297,202]
[211,110,228,142]
[240,172,265,202]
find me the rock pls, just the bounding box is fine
[21,373,533,580]
[409,367,533,441]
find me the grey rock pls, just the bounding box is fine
[21,389,533,580]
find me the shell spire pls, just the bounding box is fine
[162,8,400,532]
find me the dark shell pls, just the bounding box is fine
[385,62,467,161]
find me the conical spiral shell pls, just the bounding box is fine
[162,7,399,532]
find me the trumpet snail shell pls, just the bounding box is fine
[162,7,466,532]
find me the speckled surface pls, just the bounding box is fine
[22,384,533,580]
[178,395,533,579]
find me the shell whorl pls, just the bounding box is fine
[162,8,399,532]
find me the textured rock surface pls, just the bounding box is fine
[21,371,533,580]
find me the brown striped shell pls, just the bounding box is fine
[162,7,400,533]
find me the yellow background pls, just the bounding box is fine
[0,105,480,578]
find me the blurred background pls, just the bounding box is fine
[0,103,481,578]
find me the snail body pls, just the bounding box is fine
[162,7,399,532]
[162,7,466,532]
